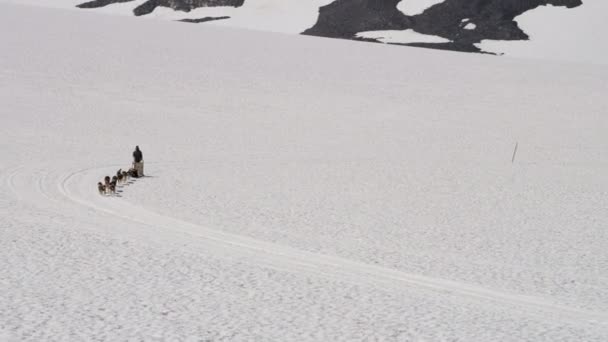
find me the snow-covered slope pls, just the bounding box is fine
[3,0,608,63]
[2,2,608,341]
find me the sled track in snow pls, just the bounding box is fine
[57,165,608,325]
[4,164,608,325]
[4,166,24,201]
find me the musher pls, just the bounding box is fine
[132,145,144,177]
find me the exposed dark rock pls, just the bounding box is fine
[77,0,244,15]
[77,0,134,9]
[304,0,583,52]
[179,16,230,23]
[75,0,584,54]
[303,0,412,39]
[411,0,583,46]
[133,0,244,16]
[396,42,487,54]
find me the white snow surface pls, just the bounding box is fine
[357,29,451,44]
[2,3,608,341]
[464,22,476,30]
[477,0,608,65]
[397,0,446,16]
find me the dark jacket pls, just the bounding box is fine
[133,147,143,163]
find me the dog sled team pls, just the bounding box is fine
[97,146,144,196]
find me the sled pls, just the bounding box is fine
[132,161,144,178]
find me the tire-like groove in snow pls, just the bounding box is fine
[10,164,603,325]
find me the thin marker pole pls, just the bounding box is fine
[511,142,519,163]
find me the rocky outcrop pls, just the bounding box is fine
[77,0,134,9]
[76,0,584,54]
[133,0,244,16]
[179,16,230,23]
[303,0,407,39]
[77,0,244,16]
[303,0,412,39]
[411,0,582,46]
[303,0,583,52]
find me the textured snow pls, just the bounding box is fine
[464,22,476,30]
[2,2,608,341]
[357,29,451,44]
[477,0,608,65]
[397,0,446,16]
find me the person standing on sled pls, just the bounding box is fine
[132,145,144,177]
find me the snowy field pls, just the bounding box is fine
[2,2,608,341]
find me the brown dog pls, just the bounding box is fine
[98,182,106,195]
[108,180,116,194]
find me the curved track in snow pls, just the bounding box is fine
[5,163,606,326]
